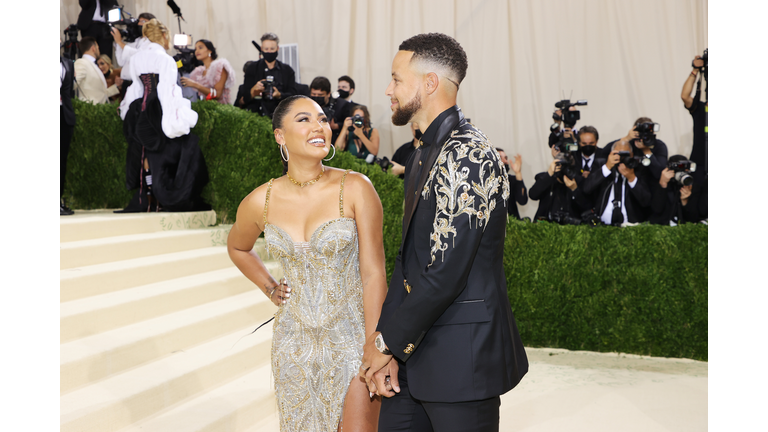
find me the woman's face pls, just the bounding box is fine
[97,59,110,74]
[194,41,211,61]
[275,98,332,163]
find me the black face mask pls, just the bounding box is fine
[310,96,327,106]
[414,129,422,140]
[337,89,350,99]
[580,145,596,157]
[262,51,278,62]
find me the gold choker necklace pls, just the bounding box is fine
[287,166,325,188]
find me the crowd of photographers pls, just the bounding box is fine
[60,2,707,226]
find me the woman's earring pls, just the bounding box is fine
[208,53,212,57]
[279,144,290,162]
[323,144,336,162]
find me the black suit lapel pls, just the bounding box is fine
[402,147,423,240]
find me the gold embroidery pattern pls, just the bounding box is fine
[422,126,510,266]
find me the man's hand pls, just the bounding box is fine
[564,175,578,191]
[635,140,653,156]
[391,161,405,176]
[582,169,590,179]
[606,149,621,171]
[360,332,393,393]
[680,184,692,205]
[111,27,125,49]
[625,126,639,142]
[563,127,573,139]
[511,154,523,177]
[692,55,704,70]
[250,81,265,98]
[618,163,636,183]
[547,159,560,177]
[272,87,282,99]
[371,358,401,397]
[659,168,674,188]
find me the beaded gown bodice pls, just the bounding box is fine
[262,170,365,432]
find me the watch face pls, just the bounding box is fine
[642,158,651,167]
[375,334,384,351]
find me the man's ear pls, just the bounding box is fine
[425,72,439,95]
[349,87,355,97]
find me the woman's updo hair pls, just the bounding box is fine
[197,39,218,60]
[142,19,170,46]
[272,95,313,174]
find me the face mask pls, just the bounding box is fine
[580,145,596,156]
[310,96,326,106]
[262,51,278,62]
[414,129,422,140]
[337,89,350,99]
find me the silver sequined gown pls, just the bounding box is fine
[262,171,365,432]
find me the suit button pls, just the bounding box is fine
[404,343,415,354]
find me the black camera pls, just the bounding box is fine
[262,76,275,100]
[633,122,659,148]
[549,209,601,226]
[552,99,588,129]
[108,8,142,43]
[667,159,697,186]
[616,151,644,169]
[348,114,365,132]
[554,152,580,181]
[62,24,79,60]
[371,156,393,173]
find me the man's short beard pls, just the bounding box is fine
[391,91,422,126]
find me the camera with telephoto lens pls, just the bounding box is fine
[261,76,275,100]
[348,114,365,132]
[554,152,580,181]
[616,151,644,169]
[552,99,587,128]
[667,159,697,186]
[107,7,142,43]
[633,122,660,148]
[62,24,79,60]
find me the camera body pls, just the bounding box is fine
[549,209,601,227]
[667,159,697,186]
[173,47,198,74]
[108,8,142,43]
[551,98,587,157]
[348,114,365,132]
[616,151,646,170]
[262,76,275,100]
[62,24,79,60]
[634,122,660,148]
[554,152,580,180]
[366,155,393,172]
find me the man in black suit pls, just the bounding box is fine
[60,56,77,215]
[239,33,297,118]
[584,140,651,225]
[360,33,528,432]
[649,155,704,225]
[529,144,593,222]
[77,0,118,61]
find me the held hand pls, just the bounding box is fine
[343,117,353,128]
[659,168,674,188]
[371,358,401,397]
[626,126,639,141]
[564,127,573,139]
[547,159,558,177]
[692,55,704,70]
[360,332,393,392]
[353,125,365,138]
[564,175,578,191]
[511,154,523,176]
[250,81,265,97]
[606,150,621,170]
[272,87,282,99]
[111,27,124,47]
[617,163,635,182]
[269,279,291,306]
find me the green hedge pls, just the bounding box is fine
[66,100,707,360]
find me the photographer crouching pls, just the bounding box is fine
[530,141,594,224]
[335,104,380,160]
[650,155,704,225]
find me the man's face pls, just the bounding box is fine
[385,51,423,126]
[309,88,330,105]
[497,150,509,165]
[338,80,353,97]
[92,43,101,58]
[579,132,597,148]
[138,18,149,26]
[262,40,278,53]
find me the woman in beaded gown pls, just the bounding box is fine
[227,95,386,431]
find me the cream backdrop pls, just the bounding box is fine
[61,0,707,219]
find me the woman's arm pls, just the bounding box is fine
[335,118,352,150]
[227,185,286,306]
[354,127,380,155]
[348,173,387,338]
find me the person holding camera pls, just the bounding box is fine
[530,143,593,223]
[240,32,297,117]
[74,37,120,104]
[308,76,346,144]
[390,122,422,179]
[681,52,708,175]
[77,0,118,61]
[335,105,380,159]
[111,13,156,80]
[602,117,669,183]
[497,148,529,219]
[650,155,704,225]
[584,140,651,226]
[548,106,580,147]
[180,39,236,104]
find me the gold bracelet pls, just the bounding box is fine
[265,283,278,299]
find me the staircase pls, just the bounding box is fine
[60,210,282,432]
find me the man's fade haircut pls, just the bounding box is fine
[261,32,280,45]
[310,76,331,94]
[338,75,355,89]
[398,33,468,86]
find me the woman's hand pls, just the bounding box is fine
[353,125,365,138]
[342,117,353,128]
[180,77,199,90]
[269,279,291,306]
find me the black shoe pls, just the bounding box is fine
[60,203,74,216]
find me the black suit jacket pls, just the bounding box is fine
[507,174,528,219]
[649,179,703,225]
[529,171,593,221]
[60,57,76,126]
[240,59,297,115]
[77,0,118,30]
[583,159,651,223]
[377,106,528,403]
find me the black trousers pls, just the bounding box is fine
[378,361,501,432]
[60,107,75,199]
[80,21,114,60]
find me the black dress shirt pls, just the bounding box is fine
[392,140,418,179]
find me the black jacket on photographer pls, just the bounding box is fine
[239,58,297,117]
[77,0,118,59]
[649,174,704,226]
[529,170,592,222]
[601,138,668,182]
[506,171,528,220]
[584,158,651,224]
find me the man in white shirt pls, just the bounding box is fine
[74,37,119,104]
[111,13,156,80]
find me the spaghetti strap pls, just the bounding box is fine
[339,169,351,218]
[263,179,274,226]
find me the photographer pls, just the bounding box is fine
[548,106,579,147]
[111,13,156,80]
[650,155,704,225]
[77,0,118,60]
[603,117,668,182]
[308,76,345,143]
[497,148,528,219]
[681,52,708,174]
[335,104,379,159]
[240,32,297,117]
[336,75,357,120]
[584,140,651,226]
[390,122,422,178]
[529,143,592,223]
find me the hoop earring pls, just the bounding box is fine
[279,144,290,162]
[323,144,336,162]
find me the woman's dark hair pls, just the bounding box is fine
[350,104,372,129]
[272,95,312,174]
[197,39,218,60]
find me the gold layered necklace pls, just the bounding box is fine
[287,166,325,188]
